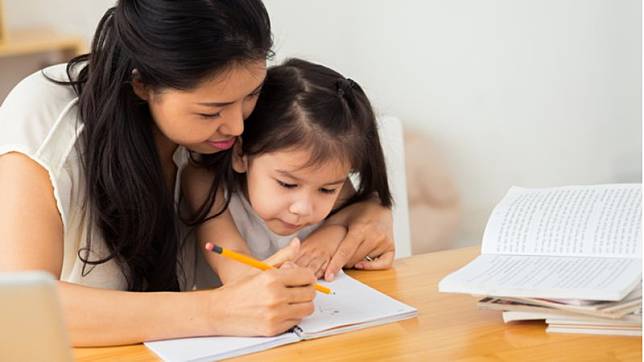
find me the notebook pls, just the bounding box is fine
[145,271,417,361]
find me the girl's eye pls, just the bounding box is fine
[198,112,221,119]
[277,180,297,189]
[320,188,338,195]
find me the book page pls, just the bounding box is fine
[482,184,641,257]
[438,254,642,301]
[144,333,300,362]
[296,272,417,337]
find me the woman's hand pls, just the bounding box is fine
[210,263,316,337]
[294,225,346,279]
[323,199,395,280]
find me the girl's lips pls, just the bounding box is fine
[207,139,235,150]
[280,220,301,230]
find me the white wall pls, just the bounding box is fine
[1,0,641,247]
[264,0,642,245]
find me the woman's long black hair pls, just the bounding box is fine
[47,0,272,291]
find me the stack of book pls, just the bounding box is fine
[439,183,642,336]
[478,286,641,336]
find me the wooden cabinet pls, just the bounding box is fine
[0,0,85,59]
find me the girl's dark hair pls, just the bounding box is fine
[47,0,273,292]
[201,58,393,214]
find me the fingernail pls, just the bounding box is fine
[354,263,363,269]
[327,273,334,280]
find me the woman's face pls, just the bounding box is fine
[136,60,267,154]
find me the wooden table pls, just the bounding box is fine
[74,246,642,361]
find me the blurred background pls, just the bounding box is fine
[0,0,641,254]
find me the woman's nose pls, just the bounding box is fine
[219,103,244,137]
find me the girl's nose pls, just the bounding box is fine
[289,198,312,217]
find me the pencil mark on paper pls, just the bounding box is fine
[318,305,341,316]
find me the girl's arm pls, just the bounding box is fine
[182,163,257,284]
[0,153,315,345]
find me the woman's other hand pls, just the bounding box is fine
[294,225,346,279]
[324,199,395,280]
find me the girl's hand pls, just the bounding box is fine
[211,263,316,337]
[264,237,302,267]
[218,238,304,283]
[323,199,395,280]
[295,225,347,279]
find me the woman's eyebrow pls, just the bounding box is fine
[196,100,234,107]
[196,81,265,108]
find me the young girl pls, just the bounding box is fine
[185,58,393,284]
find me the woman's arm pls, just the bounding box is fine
[57,266,315,345]
[0,153,315,346]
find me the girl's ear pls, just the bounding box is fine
[131,69,151,101]
[231,139,248,173]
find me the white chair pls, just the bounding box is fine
[377,115,411,258]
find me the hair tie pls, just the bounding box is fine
[336,78,354,98]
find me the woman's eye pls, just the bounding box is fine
[248,88,262,98]
[320,188,338,195]
[198,112,221,119]
[277,180,297,189]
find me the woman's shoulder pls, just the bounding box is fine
[0,63,80,156]
[1,63,78,114]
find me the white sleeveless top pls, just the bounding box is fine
[228,191,319,260]
[0,64,197,290]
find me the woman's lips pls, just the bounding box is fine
[207,139,235,150]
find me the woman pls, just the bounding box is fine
[0,0,394,346]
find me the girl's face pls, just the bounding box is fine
[134,60,267,154]
[235,148,351,236]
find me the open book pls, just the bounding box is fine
[145,272,417,361]
[439,183,642,301]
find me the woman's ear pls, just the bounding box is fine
[131,69,150,101]
[231,139,248,173]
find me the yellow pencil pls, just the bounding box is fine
[207,243,333,295]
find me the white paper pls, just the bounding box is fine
[297,271,417,337]
[438,254,642,300]
[546,326,642,336]
[145,333,300,362]
[482,184,642,257]
[144,334,300,362]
